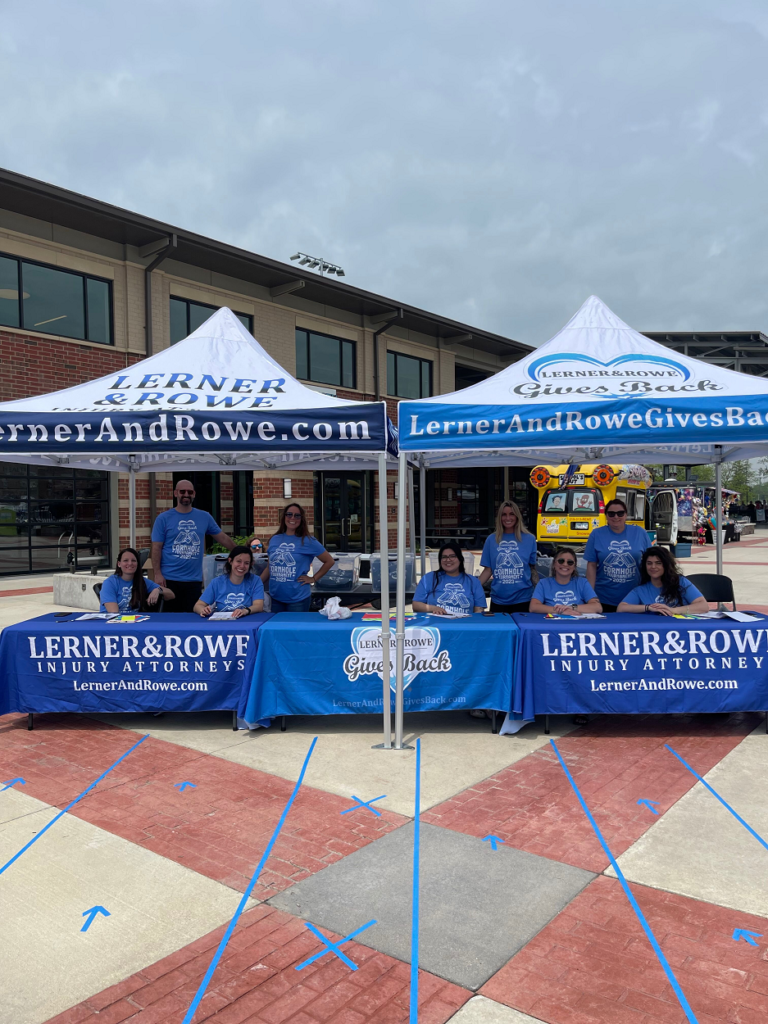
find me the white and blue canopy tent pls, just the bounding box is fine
[390,295,768,747]
[0,306,401,744]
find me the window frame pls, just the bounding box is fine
[169,296,253,344]
[0,249,114,345]
[295,328,357,390]
[387,349,433,399]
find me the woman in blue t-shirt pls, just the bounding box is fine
[530,547,602,615]
[413,542,487,616]
[617,547,709,615]
[261,503,335,612]
[478,501,538,613]
[100,548,175,613]
[584,498,650,611]
[194,546,265,618]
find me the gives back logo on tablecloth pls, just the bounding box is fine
[343,626,451,689]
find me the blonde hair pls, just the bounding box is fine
[494,500,530,543]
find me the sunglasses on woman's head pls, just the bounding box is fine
[606,510,626,518]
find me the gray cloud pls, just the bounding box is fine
[2,0,767,346]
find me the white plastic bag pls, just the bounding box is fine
[319,596,351,620]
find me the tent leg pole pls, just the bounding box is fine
[394,452,409,750]
[408,466,416,560]
[715,452,723,577]
[419,462,427,579]
[129,464,137,551]
[374,453,392,750]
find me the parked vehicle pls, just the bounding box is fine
[530,463,653,549]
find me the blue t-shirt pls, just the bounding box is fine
[151,507,221,582]
[583,525,650,605]
[480,532,537,604]
[200,572,265,611]
[413,571,487,616]
[267,534,326,603]
[99,574,162,613]
[532,576,598,608]
[621,577,704,609]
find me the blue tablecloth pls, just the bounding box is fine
[244,612,519,720]
[512,612,768,717]
[0,612,273,715]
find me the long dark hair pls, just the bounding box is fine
[225,545,254,577]
[639,546,684,605]
[430,541,466,594]
[115,547,150,610]
[272,502,310,544]
[553,547,579,581]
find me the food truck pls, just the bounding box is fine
[530,463,653,547]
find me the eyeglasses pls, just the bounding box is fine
[441,553,459,560]
[285,511,301,519]
[555,559,576,566]
[606,510,626,518]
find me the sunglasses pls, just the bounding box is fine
[606,510,626,518]
[555,559,575,566]
[285,511,301,519]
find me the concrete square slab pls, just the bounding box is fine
[610,723,768,917]
[449,996,545,1023]
[94,710,576,816]
[268,821,595,990]
[0,789,254,1024]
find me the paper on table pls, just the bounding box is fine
[209,611,235,620]
[722,610,762,622]
[76,612,117,620]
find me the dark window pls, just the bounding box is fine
[0,251,112,343]
[455,364,490,389]
[295,328,356,389]
[387,350,432,399]
[0,465,111,575]
[170,297,253,344]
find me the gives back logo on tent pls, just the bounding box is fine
[516,352,721,401]
[343,626,451,688]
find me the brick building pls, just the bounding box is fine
[0,168,531,575]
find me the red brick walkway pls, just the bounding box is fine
[45,904,470,1024]
[0,713,407,898]
[482,874,768,1024]
[422,715,759,873]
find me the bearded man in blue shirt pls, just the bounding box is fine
[151,479,235,613]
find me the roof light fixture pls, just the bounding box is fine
[288,252,346,278]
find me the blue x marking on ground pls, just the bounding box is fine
[339,794,386,817]
[294,919,377,972]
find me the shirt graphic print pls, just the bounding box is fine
[494,540,526,583]
[602,539,640,584]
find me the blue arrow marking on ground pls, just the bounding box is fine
[174,782,196,792]
[733,928,763,947]
[637,799,661,815]
[482,834,504,851]
[81,906,110,933]
[1,778,25,791]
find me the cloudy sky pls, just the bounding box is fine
[2,0,768,346]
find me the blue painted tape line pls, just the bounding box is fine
[665,744,768,854]
[295,919,377,971]
[410,738,421,1024]
[550,740,700,1024]
[303,921,358,971]
[181,736,317,1024]
[0,733,148,878]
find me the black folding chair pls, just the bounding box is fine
[684,573,736,610]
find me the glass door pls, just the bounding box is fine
[318,473,369,552]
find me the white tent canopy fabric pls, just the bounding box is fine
[400,295,768,466]
[0,307,394,472]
